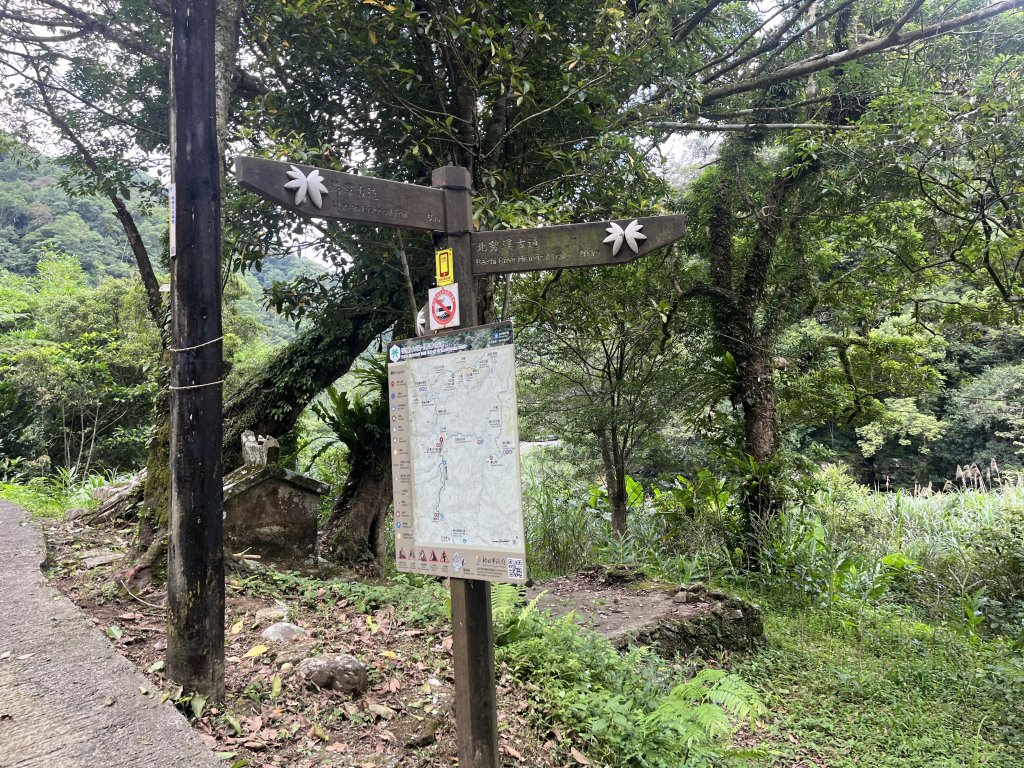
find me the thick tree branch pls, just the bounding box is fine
[658,122,858,132]
[701,0,1024,106]
[33,0,164,60]
[29,74,165,328]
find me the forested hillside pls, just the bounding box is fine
[0,138,321,474]
[0,145,164,278]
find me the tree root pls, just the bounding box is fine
[80,469,146,524]
[117,533,166,591]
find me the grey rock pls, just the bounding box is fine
[672,591,691,604]
[356,757,399,768]
[81,552,124,570]
[682,581,706,594]
[254,605,288,624]
[393,714,441,748]
[261,622,309,644]
[296,654,368,695]
[274,651,308,670]
[621,595,764,657]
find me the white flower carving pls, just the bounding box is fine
[603,219,647,256]
[283,165,328,208]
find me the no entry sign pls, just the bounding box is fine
[428,284,460,330]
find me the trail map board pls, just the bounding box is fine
[388,322,527,583]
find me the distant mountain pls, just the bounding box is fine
[0,139,321,344]
[0,145,165,278]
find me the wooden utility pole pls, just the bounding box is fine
[167,0,225,699]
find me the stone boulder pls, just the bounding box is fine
[295,655,368,695]
[623,594,763,657]
[254,605,288,624]
[526,570,764,658]
[261,622,309,644]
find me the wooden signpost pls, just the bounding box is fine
[233,155,686,767]
[470,215,686,274]
[236,156,444,231]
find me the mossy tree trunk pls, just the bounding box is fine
[120,301,401,583]
[222,290,409,469]
[321,440,393,568]
[690,140,813,566]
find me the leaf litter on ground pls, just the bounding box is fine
[40,515,567,767]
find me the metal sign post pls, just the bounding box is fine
[233,155,685,767]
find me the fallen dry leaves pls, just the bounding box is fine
[42,517,572,768]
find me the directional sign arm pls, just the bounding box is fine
[470,214,685,274]
[234,155,446,232]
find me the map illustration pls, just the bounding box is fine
[388,323,527,583]
[408,345,522,548]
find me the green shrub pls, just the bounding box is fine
[523,470,602,577]
[0,466,123,517]
[496,607,765,767]
[763,467,1024,636]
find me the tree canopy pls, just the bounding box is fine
[2,0,1024,551]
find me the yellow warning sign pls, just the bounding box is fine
[435,248,454,286]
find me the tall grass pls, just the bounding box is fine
[0,467,127,518]
[767,467,1024,634]
[523,455,1024,636]
[521,448,603,577]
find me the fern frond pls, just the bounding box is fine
[689,702,733,737]
[704,674,767,719]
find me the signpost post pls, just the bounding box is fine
[234,155,685,767]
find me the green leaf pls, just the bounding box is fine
[191,693,208,720]
[224,714,243,736]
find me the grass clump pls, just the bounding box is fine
[758,467,1024,637]
[229,567,449,628]
[0,467,116,518]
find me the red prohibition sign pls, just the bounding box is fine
[430,288,457,326]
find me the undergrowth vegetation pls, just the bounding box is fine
[496,611,765,767]
[0,466,120,518]
[523,449,1024,642]
[230,566,766,766]
[787,468,1024,637]
[10,446,1024,764]
[734,596,1024,767]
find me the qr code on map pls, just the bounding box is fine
[507,558,525,580]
